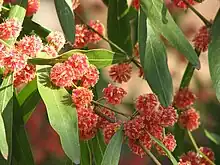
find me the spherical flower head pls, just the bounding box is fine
[124,116,145,140]
[192,26,210,52]
[158,105,178,127]
[50,63,74,87]
[0,18,22,40]
[16,35,42,57]
[128,133,152,157]
[73,24,89,48]
[109,63,132,83]
[173,0,196,8]
[97,108,116,129]
[179,151,200,165]
[103,123,121,144]
[26,0,40,16]
[146,123,163,141]
[87,20,105,43]
[178,162,191,165]
[65,53,89,80]
[178,108,200,131]
[81,64,99,88]
[132,0,140,10]
[103,84,127,105]
[135,93,159,117]
[2,48,27,72]
[156,133,176,155]
[13,64,36,87]
[72,0,80,10]
[173,88,196,110]
[199,147,215,165]
[46,31,65,52]
[42,45,58,57]
[77,106,98,140]
[72,87,93,108]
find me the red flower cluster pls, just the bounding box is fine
[103,84,127,105]
[74,20,105,48]
[50,52,99,89]
[109,63,132,83]
[174,88,200,131]
[173,0,196,8]
[123,93,178,157]
[131,0,140,10]
[179,147,215,165]
[192,25,210,52]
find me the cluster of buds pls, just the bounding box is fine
[74,20,105,48]
[179,147,215,165]
[173,88,200,131]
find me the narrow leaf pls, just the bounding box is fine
[107,0,132,55]
[150,134,178,165]
[28,49,128,68]
[89,130,106,165]
[0,75,13,160]
[101,127,123,165]
[140,0,200,68]
[0,76,13,113]
[54,0,75,43]
[0,115,8,160]
[138,7,147,68]
[208,9,220,101]
[80,141,92,165]
[204,129,220,145]
[12,96,34,165]
[37,64,80,164]
[143,22,173,106]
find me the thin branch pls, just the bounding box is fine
[93,107,116,123]
[138,141,162,165]
[187,130,215,165]
[74,12,129,56]
[92,100,131,118]
[181,0,212,27]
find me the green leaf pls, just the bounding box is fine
[149,134,178,165]
[0,76,13,113]
[12,96,34,165]
[204,129,220,145]
[80,141,92,165]
[36,65,80,164]
[138,7,147,68]
[208,9,220,101]
[17,79,37,106]
[16,79,40,122]
[143,22,173,106]
[1,75,13,164]
[54,0,75,43]
[107,0,132,55]
[101,127,123,165]
[28,49,128,68]
[0,115,8,160]
[140,0,200,68]
[89,130,106,165]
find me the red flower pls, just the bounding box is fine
[173,88,196,110]
[173,0,196,8]
[103,84,127,105]
[77,106,98,140]
[103,123,121,144]
[81,64,99,88]
[109,63,132,83]
[178,108,200,131]
[72,87,93,108]
[156,133,176,155]
[46,31,65,52]
[192,26,210,52]
[97,108,116,129]
[26,0,40,16]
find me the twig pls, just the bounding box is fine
[93,107,116,123]
[92,100,131,118]
[138,141,162,165]
[74,12,129,56]
[187,130,215,165]
[181,0,212,27]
